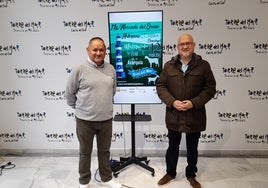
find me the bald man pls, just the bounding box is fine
[156,33,216,188]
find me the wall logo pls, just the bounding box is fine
[66,68,72,74]
[144,132,168,143]
[0,133,25,143]
[45,133,75,143]
[41,45,71,56]
[170,18,202,31]
[0,45,19,56]
[213,89,226,100]
[0,0,15,8]
[15,68,45,78]
[253,42,267,54]
[10,21,42,32]
[0,90,21,100]
[63,20,94,32]
[38,0,69,8]
[42,90,65,100]
[111,132,123,142]
[248,89,268,100]
[162,43,177,56]
[106,46,111,56]
[199,43,231,55]
[66,112,75,122]
[245,134,268,144]
[105,45,110,54]
[146,0,178,7]
[225,18,258,30]
[200,133,224,143]
[218,112,249,122]
[208,0,226,5]
[222,67,254,78]
[92,0,123,7]
[66,112,75,118]
[17,112,47,122]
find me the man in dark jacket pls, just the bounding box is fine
[156,33,216,188]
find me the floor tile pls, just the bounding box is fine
[0,156,268,188]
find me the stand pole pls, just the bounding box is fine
[112,104,155,177]
[131,104,135,157]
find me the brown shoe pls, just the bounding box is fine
[187,177,201,188]
[158,174,175,185]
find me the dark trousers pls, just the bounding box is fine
[166,129,201,178]
[76,117,113,184]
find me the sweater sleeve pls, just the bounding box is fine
[65,66,80,109]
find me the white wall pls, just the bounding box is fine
[0,0,268,156]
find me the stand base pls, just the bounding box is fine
[112,105,154,177]
[112,156,155,177]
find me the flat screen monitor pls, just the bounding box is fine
[108,10,163,104]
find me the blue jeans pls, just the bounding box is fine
[166,129,201,178]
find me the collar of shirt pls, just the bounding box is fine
[180,57,191,73]
[87,57,105,68]
[181,63,188,73]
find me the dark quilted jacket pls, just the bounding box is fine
[156,53,216,133]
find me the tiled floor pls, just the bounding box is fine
[0,155,268,188]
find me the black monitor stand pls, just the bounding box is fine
[112,104,155,177]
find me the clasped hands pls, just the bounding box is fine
[173,100,193,111]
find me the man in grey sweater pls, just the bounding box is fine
[65,37,121,188]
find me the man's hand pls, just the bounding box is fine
[173,100,193,111]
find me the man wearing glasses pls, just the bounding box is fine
[156,33,216,188]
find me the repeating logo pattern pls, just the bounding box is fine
[38,0,69,8]
[0,90,22,100]
[0,0,267,151]
[0,45,19,56]
[15,68,45,78]
[0,133,26,143]
[17,112,47,122]
[10,21,42,32]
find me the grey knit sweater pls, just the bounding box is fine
[65,58,116,121]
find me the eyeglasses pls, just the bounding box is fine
[178,42,194,47]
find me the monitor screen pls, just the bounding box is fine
[108,10,163,104]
